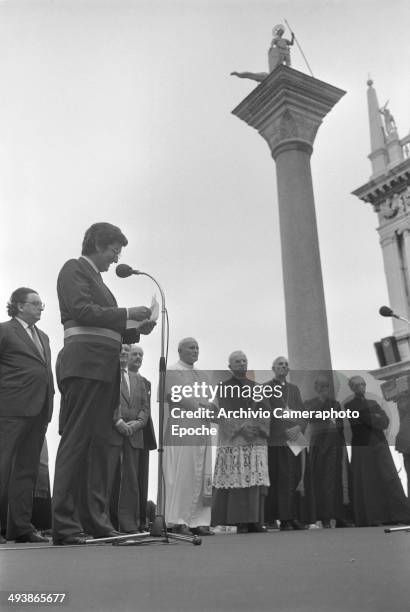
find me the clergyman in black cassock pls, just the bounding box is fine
[305,375,351,527]
[346,376,410,527]
[265,356,315,530]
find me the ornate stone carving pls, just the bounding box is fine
[402,186,410,210]
[381,194,401,219]
[279,110,299,140]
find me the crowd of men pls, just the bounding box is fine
[1,221,410,545]
[163,344,410,535]
[0,222,155,545]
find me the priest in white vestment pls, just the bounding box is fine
[163,338,214,536]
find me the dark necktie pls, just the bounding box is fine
[29,325,45,360]
[121,368,130,401]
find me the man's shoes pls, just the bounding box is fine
[322,520,332,529]
[279,520,293,531]
[53,535,87,546]
[248,523,268,533]
[95,530,123,539]
[335,519,354,528]
[15,531,49,544]
[102,531,122,537]
[279,520,305,531]
[174,524,192,536]
[266,521,280,531]
[191,526,214,536]
[291,520,305,530]
[236,523,248,534]
[0,534,6,544]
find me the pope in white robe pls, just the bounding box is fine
[163,338,213,534]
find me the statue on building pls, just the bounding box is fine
[379,101,397,134]
[231,24,294,83]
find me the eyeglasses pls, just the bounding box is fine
[22,301,45,309]
[109,247,122,258]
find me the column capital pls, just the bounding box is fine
[232,65,346,155]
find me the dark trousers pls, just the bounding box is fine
[0,405,48,539]
[403,453,410,497]
[108,443,141,533]
[52,376,119,540]
[265,445,316,524]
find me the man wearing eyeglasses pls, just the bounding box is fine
[0,287,54,544]
[52,222,155,545]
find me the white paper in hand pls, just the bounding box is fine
[150,295,159,321]
[126,295,159,330]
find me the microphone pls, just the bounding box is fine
[379,305,410,323]
[116,264,139,278]
[379,305,395,318]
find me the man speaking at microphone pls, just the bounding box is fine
[53,222,155,545]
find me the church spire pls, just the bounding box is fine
[367,78,388,176]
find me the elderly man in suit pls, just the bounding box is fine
[108,344,149,533]
[128,345,157,530]
[52,222,155,545]
[0,287,54,543]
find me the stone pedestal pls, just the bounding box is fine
[232,66,345,371]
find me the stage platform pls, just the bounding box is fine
[1,527,409,612]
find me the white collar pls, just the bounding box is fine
[15,317,30,330]
[80,255,100,274]
[176,359,194,370]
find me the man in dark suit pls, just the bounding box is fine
[128,344,157,530]
[108,344,149,533]
[0,287,54,543]
[52,222,155,545]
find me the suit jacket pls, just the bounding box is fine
[57,257,139,383]
[111,372,149,448]
[0,318,54,420]
[140,376,157,451]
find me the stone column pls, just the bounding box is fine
[232,66,345,371]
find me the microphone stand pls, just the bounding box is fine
[135,271,167,536]
[115,270,201,547]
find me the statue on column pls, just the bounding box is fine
[379,101,397,134]
[231,24,295,83]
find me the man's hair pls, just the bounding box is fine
[178,337,198,351]
[81,222,128,256]
[348,376,365,390]
[228,350,247,366]
[7,287,37,317]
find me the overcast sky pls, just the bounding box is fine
[0,0,409,492]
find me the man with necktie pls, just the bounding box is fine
[128,345,157,530]
[108,344,149,533]
[0,287,54,543]
[52,222,155,545]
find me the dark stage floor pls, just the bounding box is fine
[0,527,409,612]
